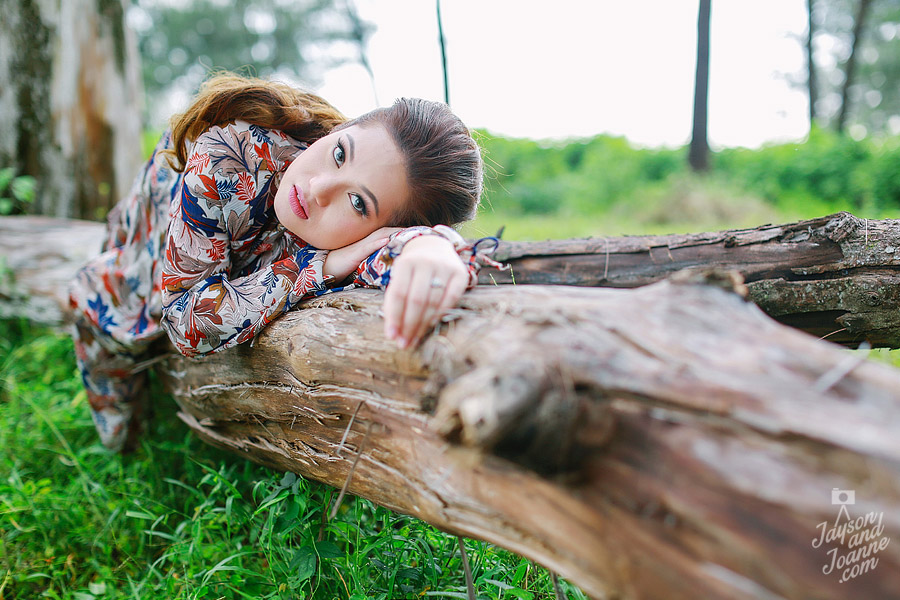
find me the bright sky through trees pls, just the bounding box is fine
[315,0,811,149]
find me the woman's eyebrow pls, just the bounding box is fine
[345,134,380,216]
[345,133,356,162]
[361,184,380,216]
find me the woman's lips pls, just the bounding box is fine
[289,185,309,220]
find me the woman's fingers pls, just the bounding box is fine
[386,267,466,348]
[353,227,402,263]
[408,271,467,345]
[382,234,469,348]
[382,259,412,342]
[397,269,434,347]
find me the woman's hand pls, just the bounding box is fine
[322,227,402,283]
[383,235,469,349]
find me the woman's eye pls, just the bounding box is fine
[333,143,345,167]
[350,193,367,216]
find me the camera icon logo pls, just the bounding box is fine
[832,488,855,505]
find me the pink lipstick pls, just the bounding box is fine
[289,185,308,220]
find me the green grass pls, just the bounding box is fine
[0,319,582,600]
[462,171,889,243]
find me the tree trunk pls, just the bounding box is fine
[836,0,873,135]
[2,213,900,598]
[0,0,143,219]
[807,0,818,126]
[436,0,450,106]
[688,0,711,172]
[479,212,900,348]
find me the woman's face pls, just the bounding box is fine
[273,123,409,250]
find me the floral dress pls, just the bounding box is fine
[69,121,492,451]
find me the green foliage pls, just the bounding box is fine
[478,131,682,218]
[467,127,900,242]
[142,129,165,161]
[0,320,583,599]
[0,168,36,215]
[866,138,900,209]
[715,128,874,210]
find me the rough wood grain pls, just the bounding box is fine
[480,212,900,347]
[161,281,900,600]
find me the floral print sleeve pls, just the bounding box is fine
[161,122,327,357]
[353,225,503,289]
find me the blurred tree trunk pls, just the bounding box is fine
[836,0,873,134]
[164,279,900,600]
[807,0,818,126]
[436,0,450,105]
[0,0,143,220]
[688,0,711,172]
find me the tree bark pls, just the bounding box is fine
[479,212,900,348]
[2,213,900,598]
[688,0,711,172]
[0,0,143,219]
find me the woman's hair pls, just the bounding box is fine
[164,74,348,172]
[165,74,482,227]
[343,98,483,227]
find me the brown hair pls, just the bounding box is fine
[163,74,347,172]
[344,98,483,227]
[165,74,483,227]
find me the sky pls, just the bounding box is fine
[314,0,811,149]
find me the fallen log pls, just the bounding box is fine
[3,212,899,349]
[480,212,900,347]
[3,214,900,598]
[0,216,105,324]
[163,279,900,600]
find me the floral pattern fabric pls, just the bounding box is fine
[69,120,492,450]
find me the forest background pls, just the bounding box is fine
[2,1,900,599]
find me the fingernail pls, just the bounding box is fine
[385,325,397,340]
[398,337,408,349]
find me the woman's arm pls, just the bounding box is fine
[351,226,500,348]
[160,123,329,357]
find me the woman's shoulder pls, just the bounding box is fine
[187,120,307,174]
[195,120,306,151]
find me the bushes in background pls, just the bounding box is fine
[476,128,900,219]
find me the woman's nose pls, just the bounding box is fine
[309,175,336,207]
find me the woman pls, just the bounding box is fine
[69,74,497,452]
